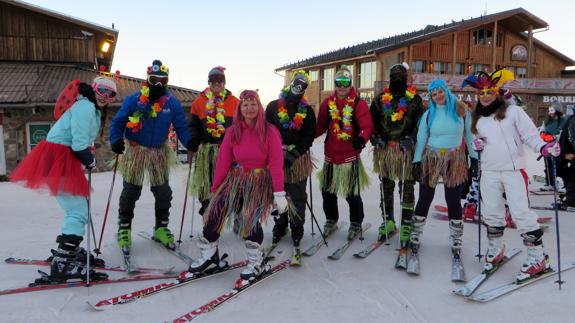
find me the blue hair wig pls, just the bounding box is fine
[427,79,460,127]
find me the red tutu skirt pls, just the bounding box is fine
[10,141,89,197]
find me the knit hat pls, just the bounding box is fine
[147,59,169,76]
[208,66,226,82]
[335,67,352,80]
[551,101,563,114]
[92,76,117,93]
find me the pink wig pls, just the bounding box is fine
[230,90,269,147]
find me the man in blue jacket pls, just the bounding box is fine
[110,60,192,251]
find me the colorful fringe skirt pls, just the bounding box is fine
[421,145,468,188]
[189,143,219,201]
[204,167,274,239]
[317,158,370,197]
[10,141,89,197]
[285,152,314,184]
[373,141,413,181]
[118,141,178,187]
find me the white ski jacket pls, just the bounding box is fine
[475,104,546,171]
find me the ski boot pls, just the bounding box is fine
[378,218,396,242]
[36,235,108,285]
[347,222,362,241]
[449,219,464,251]
[153,227,176,250]
[323,220,337,236]
[240,240,268,281]
[186,237,223,276]
[76,247,105,267]
[463,203,477,222]
[272,222,287,245]
[406,215,426,275]
[517,229,550,282]
[484,225,506,272]
[117,228,132,253]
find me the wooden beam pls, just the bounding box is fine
[527,25,533,78]
[492,20,498,71]
[452,32,457,76]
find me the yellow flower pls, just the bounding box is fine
[128,116,140,123]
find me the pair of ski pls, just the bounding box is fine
[265,241,300,266]
[299,222,375,260]
[394,244,465,281]
[453,248,575,302]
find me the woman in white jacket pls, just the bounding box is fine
[462,69,560,282]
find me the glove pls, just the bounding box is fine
[72,148,96,169]
[472,138,485,152]
[273,191,289,214]
[470,157,479,179]
[541,141,561,157]
[283,149,300,168]
[370,136,385,148]
[111,140,125,154]
[270,209,281,220]
[352,136,366,150]
[399,137,415,151]
[412,162,422,182]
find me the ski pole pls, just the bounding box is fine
[86,168,92,287]
[95,155,119,256]
[309,176,315,236]
[551,157,564,289]
[306,199,327,246]
[396,157,407,249]
[189,199,196,239]
[475,151,483,262]
[177,159,193,245]
[355,151,364,241]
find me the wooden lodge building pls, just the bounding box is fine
[0,0,199,176]
[276,8,575,126]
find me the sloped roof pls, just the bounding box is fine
[0,63,199,106]
[276,8,574,71]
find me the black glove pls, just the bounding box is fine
[399,137,415,151]
[470,157,479,179]
[370,136,385,148]
[111,140,125,154]
[187,138,199,152]
[412,162,422,182]
[283,149,300,168]
[72,148,96,169]
[352,136,366,150]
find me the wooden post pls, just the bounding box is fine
[452,32,457,76]
[527,25,533,78]
[491,20,498,71]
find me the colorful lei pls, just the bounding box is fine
[381,85,416,122]
[277,87,308,130]
[204,88,227,138]
[327,93,356,141]
[126,83,169,133]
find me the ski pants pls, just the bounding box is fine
[118,180,173,229]
[415,182,464,220]
[565,180,575,207]
[322,192,364,224]
[203,221,264,244]
[481,170,540,234]
[543,157,558,187]
[274,179,307,241]
[57,194,88,237]
[379,177,416,222]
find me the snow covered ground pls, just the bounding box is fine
[1,143,574,323]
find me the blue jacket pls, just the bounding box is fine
[110,92,191,148]
[47,96,101,151]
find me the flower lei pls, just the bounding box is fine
[126,83,170,133]
[277,88,308,130]
[328,93,356,141]
[204,88,227,138]
[381,84,417,122]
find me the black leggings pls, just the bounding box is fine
[414,183,464,220]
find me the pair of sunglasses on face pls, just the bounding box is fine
[334,78,351,88]
[94,85,117,99]
[209,76,225,84]
[148,75,169,86]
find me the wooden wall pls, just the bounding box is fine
[0,2,96,64]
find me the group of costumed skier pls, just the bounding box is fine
[9,58,571,298]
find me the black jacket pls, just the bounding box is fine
[265,98,316,156]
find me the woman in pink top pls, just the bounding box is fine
[185,90,288,282]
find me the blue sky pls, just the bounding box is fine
[25,0,575,104]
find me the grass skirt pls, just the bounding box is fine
[118,141,178,186]
[317,159,369,197]
[189,143,219,200]
[373,141,413,181]
[421,146,468,188]
[285,152,314,184]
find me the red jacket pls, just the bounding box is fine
[315,88,373,164]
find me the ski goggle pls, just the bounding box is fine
[335,78,351,88]
[147,75,169,86]
[93,84,117,99]
[208,75,225,84]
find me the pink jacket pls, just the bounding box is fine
[211,122,284,192]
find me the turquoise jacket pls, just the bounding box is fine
[542,116,568,136]
[413,105,476,162]
[47,96,101,151]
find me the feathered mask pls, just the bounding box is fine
[461,68,515,91]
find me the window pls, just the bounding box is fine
[516,67,527,79]
[454,63,466,75]
[322,68,334,91]
[473,28,501,46]
[309,70,319,81]
[473,29,485,45]
[359,61,376,89]
[433,62,450,75]
[472,64,485,73]
[359,91,374,106]
[412,61,427,73]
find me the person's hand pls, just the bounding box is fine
[412,162,422,182]
[273,191,289,214]
[111,140,125,154]
[352,136,366,150]
[541,141,561,157]
[565,153,575,161]
[472,138,485,152]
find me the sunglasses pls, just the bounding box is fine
[209,76,225,84]
[335,78,351,88]
[148,75,168,86]
[94,85,117,99]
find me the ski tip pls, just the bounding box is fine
[86,300,106,311]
